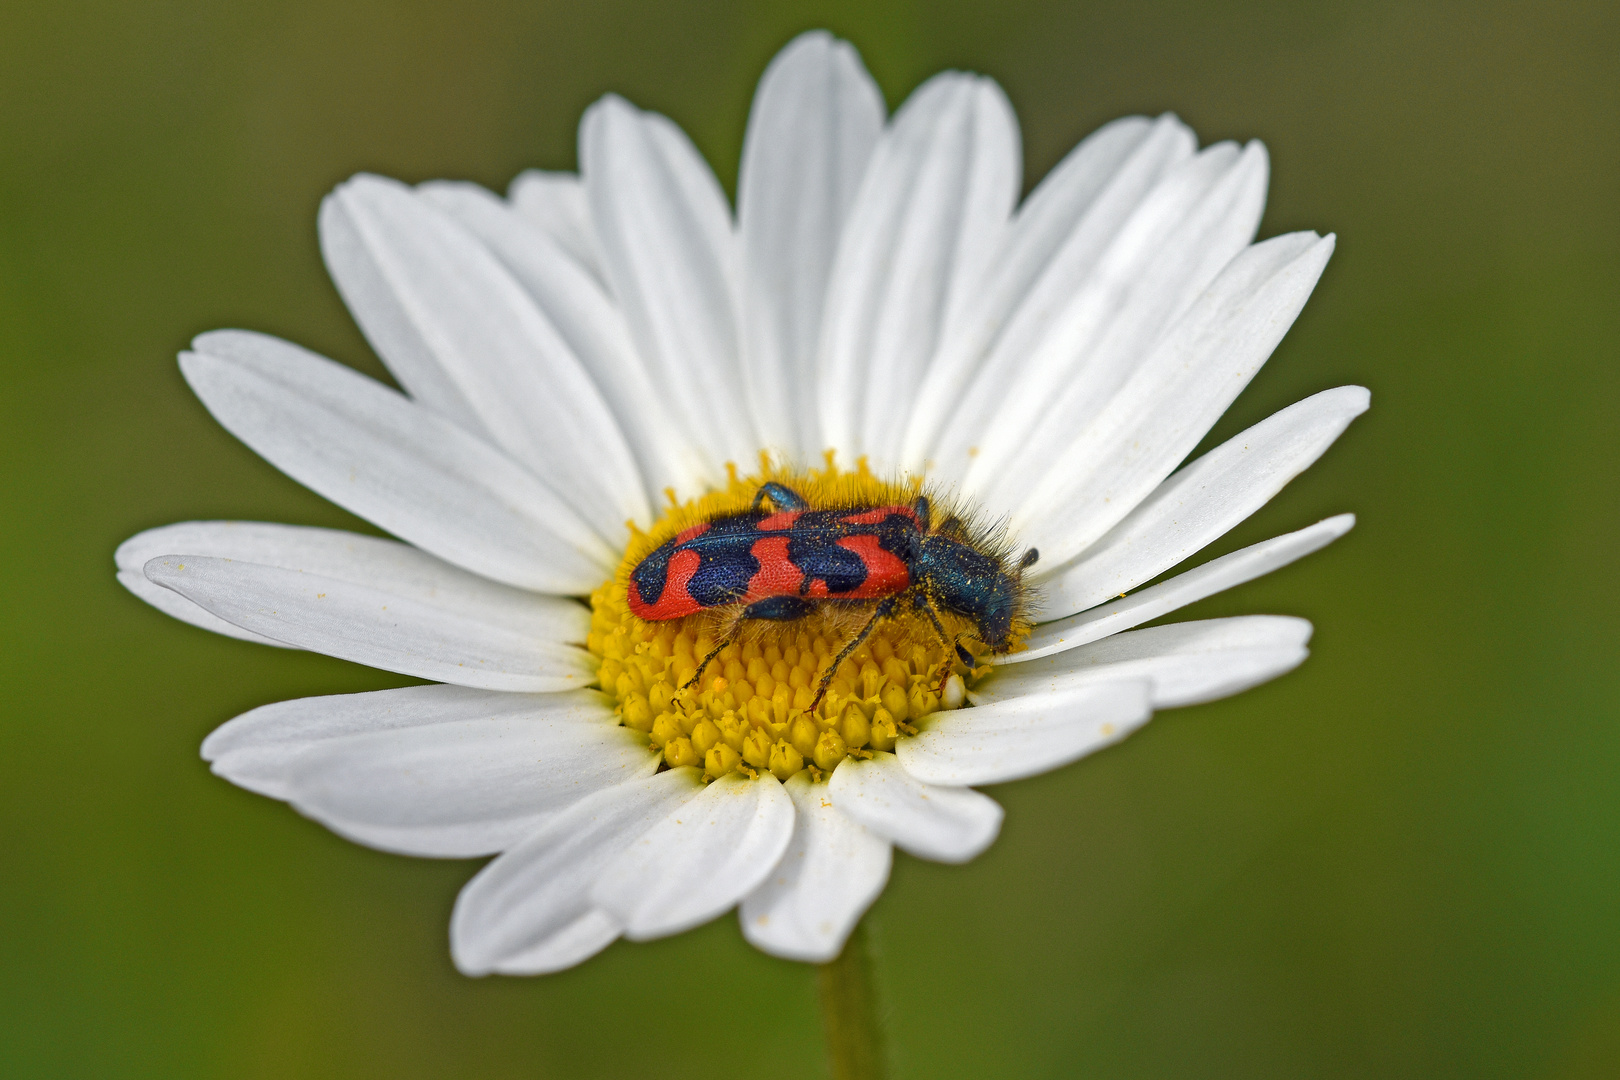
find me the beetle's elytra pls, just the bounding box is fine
[628,481,1037,707]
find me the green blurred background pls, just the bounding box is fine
[2,0,1616,1076]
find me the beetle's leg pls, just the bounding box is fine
[810,596,898,712]
[917,593,975,693]
[684,631,737,691]
[752,481,809,512]
[685,596,815,690]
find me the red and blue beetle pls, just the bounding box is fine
[628,481,1039,706]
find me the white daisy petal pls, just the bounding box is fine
[1013,514,1354,663]
[590,772,795,940]
[451,768,703,975]
[116,522,297,647]
[316,175,647,538]
[119,520,580,651]
[898,680,1151,787]
[827,752,1002,864]
[418,180,696,503]
[737,31,884,459]
[507,169,603,278]
[203,685,656,857]
[738,772,892,963]
[315,185,483,434]
[975,616,1312,710]
[903,113,1195,471]
[959,140,1271,506]
[144,553,592,692]
[183,330,614,591]
[1035,385,1369,617]
[489,910,623,977]
[581,94,755,475]
[1006,231,1336,569]
[204,684,574,795]
[818,71,1020,467]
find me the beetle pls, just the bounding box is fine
[627,481,1038,708]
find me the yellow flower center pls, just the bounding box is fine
[587,457,976,782]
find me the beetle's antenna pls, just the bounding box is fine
[810,596,898,711]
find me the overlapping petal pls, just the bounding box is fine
[202,685,656,857]
[1012,515,1353,663]
[959,140,1271,506]
[506,169,603,278]
[419,180,699,501]
[739,772,892,962]
[898,680,1152,787]
[144,551,592,692]
[817,70,1020,468]
[975,617,1312,710]
[451,768,703,975]
[581,94,756,477]
[1034,385,1369,617]
[590,772,795,940]
[317,175,648,537]
[1001,231,1337,567]
[901,112,1195,470]
[181,330,613,592]
[121,521,585,662]
[828,753,1002,863]
[737,31,884,458]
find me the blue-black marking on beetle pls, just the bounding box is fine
[627,481,1038,708]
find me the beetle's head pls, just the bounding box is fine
[915,537,1038,653]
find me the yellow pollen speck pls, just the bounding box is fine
[587,457,987,783]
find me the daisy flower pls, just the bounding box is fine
[116,31,1366,976]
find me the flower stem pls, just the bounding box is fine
[817,921,888,1080]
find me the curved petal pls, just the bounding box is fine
[581,94,755,477]
[1014,514,1354,660]
[204,684,578,791]
[317,184,483,435]
[451,768,703,975]
[959,140,1271,508]
[1004,231,1336,569]
[817,71,1020,468]
[1034,385,1370,616]
[739,772,892,962]
[827,752,1001,864]
[507,169,603,279]
[116,522,299,647]
[737,31,884,459]
[144,553,593,692]
[202,685,657,857]
[590,772,795,940]
[897,680,1151,787]
[126,519,579,639]
[974,616,1312,710]
[418,180,696,503]
[902,113,1194,470]
[183,331,614,592]
[318,175,647,539]
[485,910,622,977]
